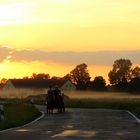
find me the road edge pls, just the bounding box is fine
[126,110,140,124]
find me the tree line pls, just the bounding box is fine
[1,58,140,92]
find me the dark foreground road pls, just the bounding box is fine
[0,106,140,140]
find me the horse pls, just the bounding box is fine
[46,93,65,114]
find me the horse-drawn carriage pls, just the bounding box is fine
[46,86,65,114]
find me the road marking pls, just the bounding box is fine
[126,111,140,124]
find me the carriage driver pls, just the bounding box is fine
[46,85,54,114]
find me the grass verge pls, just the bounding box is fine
[0,103,41,131]
[65,98,140,118]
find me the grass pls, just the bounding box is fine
[65,98,140,118]
[0,103,41,131]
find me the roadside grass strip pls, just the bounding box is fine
[0,111,44,133]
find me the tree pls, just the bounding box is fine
[91,76,106,90]
[108,58,132,85]
[51,76,61,80]
[108,58,140,86]
[31,73,50,79]
[131,66,140,79]
[63,74,71,80]
[0,78,7,84]
[129,77,140,92]
[23,76,29,79]
[69,63,91,89]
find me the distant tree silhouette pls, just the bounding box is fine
[108,58,132,85]
[0,78,7,84]
[51,76,61,80]
[91,76,106,91]
[130,77,140,92]
[109,58,140,87]
[31,73,50,79]
[23,76,29,79]
[69,63,91,90]
[63,74,71,80]
[131,66,140,79]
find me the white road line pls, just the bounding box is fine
[126,111,140,124]
[0,111,45,133]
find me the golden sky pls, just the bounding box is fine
[0,0,140,82]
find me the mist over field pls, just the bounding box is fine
[0,89,140,100]
[64,91,140,100]
[0,89,46,99]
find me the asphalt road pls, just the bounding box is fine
[0,106,140,140]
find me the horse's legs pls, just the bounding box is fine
[62,106,65,112]
[46,107,50,114]
[46,105,49,114]
[46,104,51,115]
[50,108,53,114]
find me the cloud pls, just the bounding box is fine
[0,46,13,62]
[0,47,140,66]
[7,49,140,66]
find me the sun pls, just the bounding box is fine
[0,4,23,19]
[0,2,30,25]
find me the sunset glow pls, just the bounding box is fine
[0,0,140,82]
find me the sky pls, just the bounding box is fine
[0,0,140,83]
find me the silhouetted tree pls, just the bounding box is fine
[131,66,140,79]
[63,74,71,80]
[129,77,140,92]
[108,58,132,85]
[51,76,61,80]
[0,78,7,84]
[69,63,91,90]
[31,73,50,79]
[23,76,29,79]
[91,76,106,91]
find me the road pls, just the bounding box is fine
[0,106,140,140]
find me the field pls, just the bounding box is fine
[64,91,140,100]
[64,91,140,118]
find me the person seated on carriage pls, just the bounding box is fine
[53,85,61,112]
[53,85,61,96]
[53,85,65,113]
[46,85,54,114]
